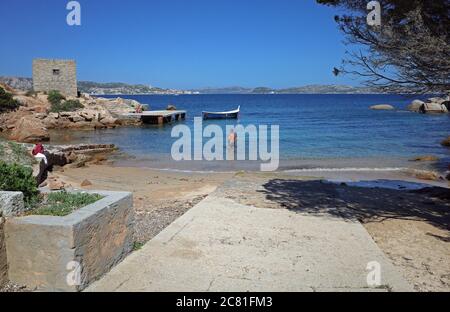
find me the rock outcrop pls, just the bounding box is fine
[81,179,93,187]
[46,143,117,169]
[410,170,441,181]
[407,100,425,112]
[408,96,450,114]
[370,104,395,110]
[89,97,144,115]
[10,117,50,143]
[410,155,439,162]
[420,102,448,114]
[0,86,144,143]
[41,109,120,130]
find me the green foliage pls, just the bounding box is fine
[25,90,38,97]
[32,191,103,217]
[50,99,84,113]
[316,0,450,94]
[0,161,38,204]
[47,90,65,106]
[0,87,20,114]
[133,242,145,251]
[48,90,84,113]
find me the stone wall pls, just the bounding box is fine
[0,191,27,217]
[32,59,78,97]
[5,191,134,291]
[0,217,7,287]
[0,191,28,287]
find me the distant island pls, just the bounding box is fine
[191,85,383,94]
[0,76,384,95]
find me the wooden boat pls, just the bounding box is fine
[202,106,240,120]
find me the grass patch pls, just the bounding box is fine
[32,191,103,217]
[8,141,27,158]
[2,141,34,166]
[0,141,34,166]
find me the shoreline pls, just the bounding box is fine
[101,152,450,187]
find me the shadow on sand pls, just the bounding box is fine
[259,179,450,231]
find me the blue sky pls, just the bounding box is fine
[0,0,360,89]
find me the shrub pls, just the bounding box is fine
[49,98,84,113]
[25,90,38,97]
[0,161,38,204]
[47,90,65,106]
[0,87,20,114]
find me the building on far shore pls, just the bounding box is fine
[32,59,78,97]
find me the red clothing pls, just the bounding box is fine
[32,144,44,156]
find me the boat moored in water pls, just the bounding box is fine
[202,106,240,120]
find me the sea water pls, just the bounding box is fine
[50,94,450,172]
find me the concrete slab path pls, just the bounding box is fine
[87,193,412,292]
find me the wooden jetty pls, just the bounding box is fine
[120,110,186,125]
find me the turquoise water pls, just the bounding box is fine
[51,94,450,171]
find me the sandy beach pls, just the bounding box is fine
[53,164,234,243]
[50,162,450,292]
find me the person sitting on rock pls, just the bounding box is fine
[32,143,47,165]
[31,144,69,185]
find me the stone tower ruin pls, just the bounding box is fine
[32,59,78,97]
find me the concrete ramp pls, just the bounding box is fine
[87,195,412,292]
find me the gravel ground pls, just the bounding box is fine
[0,282,28,292]
[133,195,208,244]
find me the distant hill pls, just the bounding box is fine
[192,84,382,94]
[0,77,383,95]
[0,77,32,91]
[189,86,255,94]
[76,81,193,95]
[0,77,194,95]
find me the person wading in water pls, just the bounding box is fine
[227,129,238,160]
